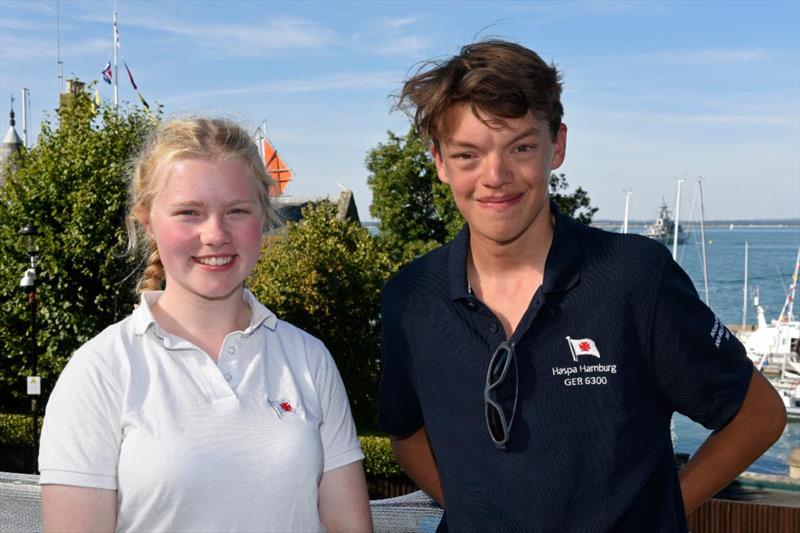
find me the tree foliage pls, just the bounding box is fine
[249,202,398,429]
[549,172,598,224]
[0,90,153,412]
[366,128,460,263]
[366,127,599,262]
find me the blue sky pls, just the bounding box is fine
[1,0,798,221]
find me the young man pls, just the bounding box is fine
[378,40,786,532]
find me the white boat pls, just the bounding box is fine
[642,201,687,245]
[773,376,800,420]
[742,246,800,420]
[744,247,800,375]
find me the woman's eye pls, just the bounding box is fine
[177,209,198,216]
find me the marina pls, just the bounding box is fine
[652,224,800,476]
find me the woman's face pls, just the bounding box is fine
[145,157,266,303]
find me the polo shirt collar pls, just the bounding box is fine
[447,199,581,302]
[131,289,279,339]
[541,201,581,294]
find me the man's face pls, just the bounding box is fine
[432,104,567,247]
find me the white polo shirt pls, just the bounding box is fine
[39,290,363,533]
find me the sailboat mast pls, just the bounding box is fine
[671,178,684,260]
[113,6,119,111]
[742,241,749,329]
[698,178,709,305]
[622,190,631,234]
[778,246,800,322]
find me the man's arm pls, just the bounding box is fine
[42,485,117,532]
[678,368,786,514]
[391,426,445,507]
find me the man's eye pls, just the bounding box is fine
[453,153,475,160]
[515,145,535,153]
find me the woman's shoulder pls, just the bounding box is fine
[69,314,139,372]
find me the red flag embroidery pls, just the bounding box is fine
[279,402,293,412]
[566,337,601,361]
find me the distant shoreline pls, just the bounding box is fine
[591,220,800,229]
[363,220,800,230]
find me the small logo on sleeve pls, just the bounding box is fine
[709,316,731,348]
[566,336,601,361]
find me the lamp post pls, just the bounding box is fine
[19,222,39,474]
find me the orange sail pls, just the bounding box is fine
[261,138,293,196]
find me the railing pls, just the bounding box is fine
[4,471,798,533]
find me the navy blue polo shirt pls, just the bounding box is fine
[378,203,753,533]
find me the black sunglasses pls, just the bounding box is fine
[484,341,518,449]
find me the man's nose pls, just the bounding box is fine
[482,152,513,187]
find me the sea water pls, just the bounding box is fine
[658,225,800,475]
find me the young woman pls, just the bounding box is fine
[39,118,372,532]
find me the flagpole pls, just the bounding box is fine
[57,0,63,94]
[113,8,119,111]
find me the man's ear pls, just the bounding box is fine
[550,123,568,171]
[431,144,450,184]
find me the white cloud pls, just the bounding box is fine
[582,109,796,128]
[80,12,335,56]
[373,35,431,56]
[164,71,400,102]
[622,48,766,66]
[0,17,47,31]
[384,17,417,29]
[1,35,108,61]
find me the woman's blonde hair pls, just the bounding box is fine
[126,117,279,296]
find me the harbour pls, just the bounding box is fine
[630,224,800,476]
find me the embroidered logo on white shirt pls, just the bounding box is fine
[269,399,297,419]
[566,336,601,362]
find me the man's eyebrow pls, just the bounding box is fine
[506,127,542,144]
[445,127,542,149]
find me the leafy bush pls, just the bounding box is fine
[250,202,398,429]
[0,413,40,446]
[358,435,404,476]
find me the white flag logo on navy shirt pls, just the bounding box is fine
[566,337,601,362]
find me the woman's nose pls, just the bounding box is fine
[201,215,231,246]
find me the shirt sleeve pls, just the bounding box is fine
[647,255,753,430]
[377,283,424,436]
[38,348,123,489]
[314,340,364,473]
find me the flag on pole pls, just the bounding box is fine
[136,91,150,110]
[124,62,138,90]
[101,62,113,84]
[92,89,101,113]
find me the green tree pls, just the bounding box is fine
[549,172,598,224]
[366,127,599,262]
[0,90,154,412]
[365,128,459,263]
[249,202,398,429]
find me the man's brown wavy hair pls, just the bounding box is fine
[396,40,564,147]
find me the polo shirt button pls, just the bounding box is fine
[224,373,232,381]
[227,346,235,354]
[489,322,499,334]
